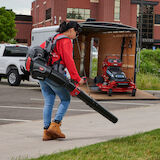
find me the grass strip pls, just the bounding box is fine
[24,129,160,160]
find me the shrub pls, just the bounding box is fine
[140,49,160,75]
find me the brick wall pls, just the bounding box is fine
[67,0,90,9]
[53,0,67,24]
[97,0,114,22]
[30,0,160,46]
[130,4,137,28]
[90,2,98,20]
[32,0,138,26]
[120,0,135,26]
[153,0,160,40]
[93,0,137,27]
[32,0,67,27]
[15,16,32,45]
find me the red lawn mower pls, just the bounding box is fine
[94,56,136,96]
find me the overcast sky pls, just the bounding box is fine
[0,0,34,15]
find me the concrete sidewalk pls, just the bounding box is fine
[0,104,160,160]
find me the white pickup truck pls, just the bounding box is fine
[0,44,29,86]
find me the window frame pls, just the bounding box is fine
[45,8,51,20]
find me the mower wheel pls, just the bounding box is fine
[94,76,104,84]
[108,89,112,96]
[132,89,136,96]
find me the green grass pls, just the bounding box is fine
[24,129,160,160]
[136,72,160,90]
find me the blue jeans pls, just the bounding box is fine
[39,78,71,128]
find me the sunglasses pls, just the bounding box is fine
[74,27,82,36]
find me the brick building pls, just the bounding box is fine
[15,15,32,45]
[31,0,160,48]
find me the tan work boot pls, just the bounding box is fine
[47,122,66,138]
[42,129,57,141]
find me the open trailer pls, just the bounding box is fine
[73,21,139,98]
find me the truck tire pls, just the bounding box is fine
[7,69,21,86]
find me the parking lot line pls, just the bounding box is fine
[30,98,153,106]
[0,118,31,122]
[0,106,94,112]
[0,106,42,110]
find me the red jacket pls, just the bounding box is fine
[40,34,81,83]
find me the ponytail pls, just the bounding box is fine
[57,21,81,33]
[57,21,68,33]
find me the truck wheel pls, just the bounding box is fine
[132,89,136,96]
[108,89,112,96]
[7,70,21,86]
[94,76,104,84]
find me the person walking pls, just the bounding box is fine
[39,21,84,141]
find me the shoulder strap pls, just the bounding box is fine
[44,33,58,53]
[51,35,69,70]
[51,35,68,51]
[45,34,68,53]
[45,34,69,67]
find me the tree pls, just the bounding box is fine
[0,7,16,43]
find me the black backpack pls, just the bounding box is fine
[25,33,68,73]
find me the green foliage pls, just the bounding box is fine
[91,57,98,78]
[139,49,160,75]
[0,7,16,43]
[136,49,160,90]
[7,38,17,44]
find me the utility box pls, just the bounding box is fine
[74,21,138,83]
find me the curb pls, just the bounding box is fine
[144,90,160,98]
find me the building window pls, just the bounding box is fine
[137,5,140,29]
[67,8,90,20]
[46,8,51,20]
[114,0,120,21]
[155,14,160,24]
[137,4,154,48]
[142,5,154,39]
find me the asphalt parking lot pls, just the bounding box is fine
[0,79,160,125]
